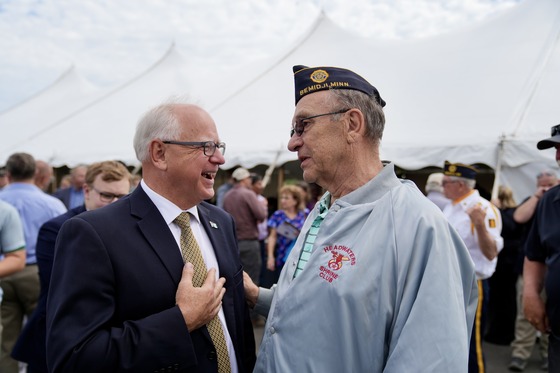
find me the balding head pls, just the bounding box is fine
[34,160,54,191]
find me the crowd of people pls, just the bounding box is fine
[0,65,558,373]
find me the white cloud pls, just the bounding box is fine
[0,0,521,112]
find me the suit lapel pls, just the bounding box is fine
[130,187,184,284]
[197,204,231,276]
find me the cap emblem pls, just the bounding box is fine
[310,69,329,83]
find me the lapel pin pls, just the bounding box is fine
[210,221,218,229]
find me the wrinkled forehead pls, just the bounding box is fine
[293,90,334,117]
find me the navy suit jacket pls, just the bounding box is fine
[12,205,86,372]
[46,186,256,372]
[53,187,72,209]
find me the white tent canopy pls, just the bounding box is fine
[0,66,104,158]
[0,44,210,167]
[211,0,560,200]
[1,0,559,201]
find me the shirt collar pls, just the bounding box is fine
[334,163,401,207]
[2,182,40,192]
[140,179,200,225]
[452,189,476,205]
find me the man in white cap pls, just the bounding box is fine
[425,172,449,211]
[223,167,267,287]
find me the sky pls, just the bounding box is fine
[0,0,523,112]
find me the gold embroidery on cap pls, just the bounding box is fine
[310,69,329,83]
[448,165,457,173]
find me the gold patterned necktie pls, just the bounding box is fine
[174,212,231,373]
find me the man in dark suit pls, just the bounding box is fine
[53,164,87,208]
[46,103,256,372]
[12,160,132,373]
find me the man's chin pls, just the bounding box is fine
[202,190,215,201]
[302,170,316,184]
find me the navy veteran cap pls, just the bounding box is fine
[537,124,560,150]
[293,65,386,107]
[443,161,477,180]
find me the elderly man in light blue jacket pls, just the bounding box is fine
[244,65,478,372]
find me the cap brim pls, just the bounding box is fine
[537,135,560,150]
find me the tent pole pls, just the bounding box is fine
[262,146,282,189]
[491,135,505,201]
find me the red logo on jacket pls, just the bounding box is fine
[318,245,356,283]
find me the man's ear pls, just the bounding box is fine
[150,140,168,170]
[346,108,366,143]
[82,183,91,201]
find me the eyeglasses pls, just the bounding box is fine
[162,140,226,157]
[91,187,128,202]
[290,108,350,137]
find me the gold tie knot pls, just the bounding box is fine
[174,212,191,230]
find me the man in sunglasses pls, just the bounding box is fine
[12,160,131,373]
[244,65,478,372]
[523,123,560,372]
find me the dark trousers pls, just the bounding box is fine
[550,332,560,373]
[469,279,488,373]
[238,240,261,286]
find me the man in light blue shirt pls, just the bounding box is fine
[0,152,66,373]
[0,200,26,350]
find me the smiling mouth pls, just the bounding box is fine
[202,172,215,180]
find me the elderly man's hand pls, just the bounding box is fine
[243,271,259,309]
[467,204,486,227]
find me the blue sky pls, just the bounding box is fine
[0,0,521,112]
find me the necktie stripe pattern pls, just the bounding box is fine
[293,198,329,278]
[174,212,231,373]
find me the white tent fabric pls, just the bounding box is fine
[1,0,559,202]
[0,44,207,167]
[0,66,103,159]
[211,0,560,201]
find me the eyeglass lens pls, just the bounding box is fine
[204,142,226,156]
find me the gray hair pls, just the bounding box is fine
[329,89,385,143]
[425,172,444,193]
[537,169,558,180]
[448,175,476,189]
[133,104,183,162]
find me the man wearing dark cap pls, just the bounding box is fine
[523,123,560,372]
[442,160,503,373]
[244,65,478,372]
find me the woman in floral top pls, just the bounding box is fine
[266,185,309,283]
